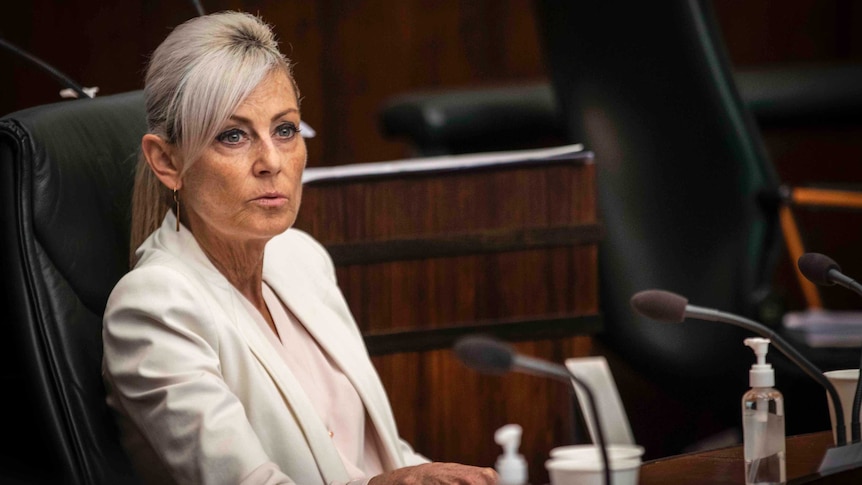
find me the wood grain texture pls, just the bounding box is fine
[638,431,858,484]
[296,159,599,333]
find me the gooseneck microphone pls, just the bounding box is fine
[798,252,862,297]
[453,335,612,485]
[798,252,862,443]
[630,289,848,447]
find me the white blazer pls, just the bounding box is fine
[102,212,426,485]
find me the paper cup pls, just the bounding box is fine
[824,369,860,445]
[546,456,641,485]
[550,444,645,462]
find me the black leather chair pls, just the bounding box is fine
[532,0,861,455]
[0,91,146,484]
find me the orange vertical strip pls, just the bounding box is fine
[779,205,822,309]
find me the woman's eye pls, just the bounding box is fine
[276,123,299,139]
[216,128,246,145]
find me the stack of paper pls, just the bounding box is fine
[783,309,862,348]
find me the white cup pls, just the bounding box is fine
[824,369,860,445]
[545,455,641,485]
[549,444,645,462]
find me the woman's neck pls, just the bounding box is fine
[200,236,266,296]
[193,228,275,332]
[196,233,278,336]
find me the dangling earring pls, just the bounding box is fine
[173,187,180,232]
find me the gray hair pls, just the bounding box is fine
[130,11,297,263]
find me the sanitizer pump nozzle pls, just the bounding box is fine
[744,337,774,388]
[494,424,527,485]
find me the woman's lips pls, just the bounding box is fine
[252,193,288,207]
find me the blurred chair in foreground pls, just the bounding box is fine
[535,0,783,456]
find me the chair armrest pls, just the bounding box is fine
[379,64,862,154]
[736,64,862,126]
[378,82,561,155]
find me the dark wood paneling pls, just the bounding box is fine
[324,224,602,266]
[296,159,599,333]
[363,314,602,355]
[0,0,545,168]
[713,0,862,66]
[3,1,862,173]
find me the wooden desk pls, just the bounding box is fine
[295,146,599,485]
[640,431,862,484]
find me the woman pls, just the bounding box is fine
[102,11,496,485]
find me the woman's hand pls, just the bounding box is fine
[368,462,497,485]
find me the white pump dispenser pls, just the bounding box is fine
[742,338,785,485]
[745,337,775,388]
[494,424,527,485]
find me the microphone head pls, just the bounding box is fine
[630,289,688,323]
[452,335,515,375]
[798,252,841,286]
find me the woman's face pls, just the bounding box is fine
[180,69,307,246]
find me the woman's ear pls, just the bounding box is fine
[141,134,183,189]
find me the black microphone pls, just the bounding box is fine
[798,252,862,444]
[453,335,612,485]
[798,252,862,297]
[630,289,848,447]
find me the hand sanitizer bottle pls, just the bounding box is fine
[495,424,528,485]
[742,337,786,485]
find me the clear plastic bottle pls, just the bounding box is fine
[742,338,786,485]
[494,424,528,485]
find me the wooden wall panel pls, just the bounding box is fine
[3,0,862,172]
[713,0,862,66]
[297,160,599,332]
[0,0,545,168]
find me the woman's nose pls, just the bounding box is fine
[254,137,281,175]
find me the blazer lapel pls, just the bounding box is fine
[264,253,407,470]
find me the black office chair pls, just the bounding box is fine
[0,91,146,484]
[531,0,862,456]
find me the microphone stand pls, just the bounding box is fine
[453,336,615,485]
[513,354,613,485]
[798,253,862,444]
[0,37,91,99]
[824,267,862,444]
